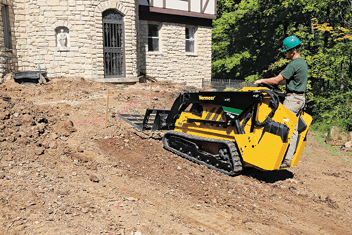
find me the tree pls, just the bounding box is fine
[212,0,352,130]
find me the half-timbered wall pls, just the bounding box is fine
[152,0,215,15]
[139,0,216,18]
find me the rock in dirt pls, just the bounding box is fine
[0,73,12,84]
[345,141,352,148]
[125,197,138,201]
[76,146,84,152]
[117,228,125,235]
[0,110,10,120]
[34,147,44,155]
[81,207,89,213]
[181,85,197,93]
[72,153,90,163]
[52,120,77,137]
[326,126,351,146]
[49,141,58,149]
[89,175,99,183]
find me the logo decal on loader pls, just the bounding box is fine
[199,95,216,100]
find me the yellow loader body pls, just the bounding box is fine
[119,87,312,175]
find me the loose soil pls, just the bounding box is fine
[0,77,351,235]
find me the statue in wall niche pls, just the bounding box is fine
[58,29,68,47]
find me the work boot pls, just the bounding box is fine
[280,159,292,169]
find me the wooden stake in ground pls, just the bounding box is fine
[150,82,152,107]
[105,88,109,128]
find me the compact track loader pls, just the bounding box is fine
[119,86,312,175]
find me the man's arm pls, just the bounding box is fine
[254,74,286,86]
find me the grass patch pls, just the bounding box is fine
[312,132,352,166]
[302,142,317,158]
[303,149,317,159]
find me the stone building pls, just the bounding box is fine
[0,0,216,87]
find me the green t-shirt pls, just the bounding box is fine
[281,57,308,93]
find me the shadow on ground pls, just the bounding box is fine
[241,167,294,183]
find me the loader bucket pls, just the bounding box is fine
[118,109,171,131]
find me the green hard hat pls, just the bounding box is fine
[282,36,301,52]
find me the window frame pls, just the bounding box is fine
[185,25,197,54]
[148,23,161,52]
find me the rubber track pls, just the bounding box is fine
[162,131,242,176]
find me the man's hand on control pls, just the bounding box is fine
[254,79,263,86]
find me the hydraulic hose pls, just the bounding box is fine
[255,89,280,126]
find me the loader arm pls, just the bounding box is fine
[119,89,280,133]
[166,91,269,128]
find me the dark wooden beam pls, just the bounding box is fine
[148,6,216,19]
[139,6,214,26]
[201,0,210,13]
[215,0,217,15]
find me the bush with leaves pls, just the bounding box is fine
[213,0,352,131]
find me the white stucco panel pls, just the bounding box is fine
[202,0,215,15]
[191,0,201,12]
[166,0,188,11]
[153,0,163,8]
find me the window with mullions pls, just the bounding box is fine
[148,24,159,51]
[185,26,196,53]
[2,5,12,50]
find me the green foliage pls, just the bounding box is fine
[244,73,260,83]
[213,0,352,131]
[223,87,239,91]
[310,122,334,133]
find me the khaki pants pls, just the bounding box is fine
[283,94,305,161]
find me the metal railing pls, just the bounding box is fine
[202,79,255,91]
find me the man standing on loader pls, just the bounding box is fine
[254,36,308,168]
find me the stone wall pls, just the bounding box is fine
[12,0,139,82]
[0,0,16,78]
[138,20,212,87]
[2,0,213,86]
